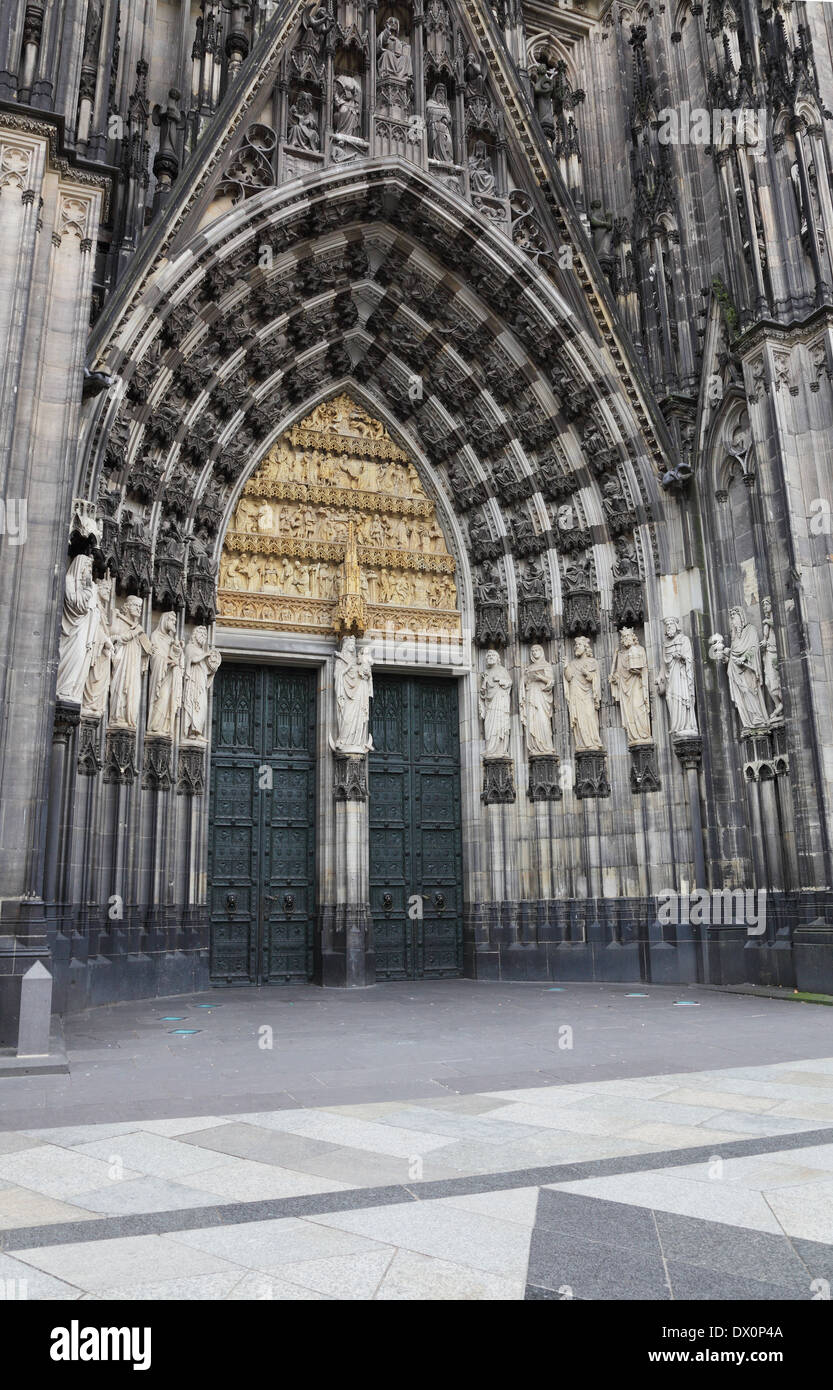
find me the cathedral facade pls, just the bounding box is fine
[2,0,833,1038]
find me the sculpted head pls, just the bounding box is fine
[385,15,399,36]
[433,82,447,104]
[530,644,544,664]
[485,649,499,668]
[342,634,357,656]
[193,625,208,648]
[663,616,680,638]
[162,611,177,635]
[620,627,635,648]
[730,606,744,635]
[125,595,143,621]
[574,635,591,658]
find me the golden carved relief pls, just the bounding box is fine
[219,394,460,636]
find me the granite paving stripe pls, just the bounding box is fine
[3,1122,833,1253]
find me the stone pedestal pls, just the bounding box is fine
[574,751,610,799]
[528,755,562,801]
[629,744,660,793]
[482,757,515,804]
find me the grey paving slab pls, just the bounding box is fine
[174,1122,343,1168]
[12,1233,243,1293]
[664,1261,807,1301]
[168,1216,394,1272]
[763,1177,833,1243]
[69,1177,238,1216]
[271,1249,395,1299]
[0,1251,85,1299]
[373,1106,546,1144]
[72,1131,241,1181]
[526,1227,670,1300]
[376,1249,523,1300]
[89,1271,250,1301]
[306,1200,534,1278]
[653,1209,813,1289]
[0,1132,44,1155]
[0,1146,144,1200]
[549,1171,783,1232]
[531,1188,661,1254]
[177,1159,350,1201]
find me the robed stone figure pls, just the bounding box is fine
[182,627,222,743]
[147,612,185,738]
[479,649,512,758]
[563,635,604,752]
[109,596,152,729]
[720,607,770,731]
[81,575,115,720]
[56,554,99,703]
[609,627,652,746]
[657,616,698,737]
[377,17,412,78]
[332,635,373,754]
[520,645,555,755]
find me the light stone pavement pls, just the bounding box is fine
[2,1056,833,1300]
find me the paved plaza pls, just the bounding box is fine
[1,981,832,1300]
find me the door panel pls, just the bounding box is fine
[369,676,463,980]
[209,664,316,983]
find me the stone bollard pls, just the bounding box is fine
[16,961,52,1057]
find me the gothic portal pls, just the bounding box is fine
[3,1,833,1037]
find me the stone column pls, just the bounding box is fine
[322,753,374,986]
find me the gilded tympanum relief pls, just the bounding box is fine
[218,395,459,637]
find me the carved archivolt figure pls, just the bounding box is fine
[520,645,555,755]
[109,596,152,729]
[56,554,99,703]
[563,635,604,752]
[147,612,185,738]
[657,616,698,737]
[332,635,373,753]
[182,627,222,742]
[609,627,652,746]
[426,83,453,162]
[334,75,361,136]
[760,596,783,719]
[287,91,320,151]
[468,140,495,195]
[81,575,115,720]
[377,16,412,79]
[713,607,770,732]
[479,649,512,758]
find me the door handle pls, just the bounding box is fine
[225,893,237,913]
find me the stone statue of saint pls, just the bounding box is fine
[479,649,512,758]
[56,554,99,703]
[609,627,652,746]
[287,91,320,150]
[334,75,361,136]
[563,635,604,752]
[377,17,412,79]
[656,616,698,737]
[715,607,770,732]
[426,83,453,162]
[182,627,222,742]
[147,612,185,737]
[332,635,373,754]
[520,645,555,755]
[81,575,115,720]
[468,140,495,195]
[760,596,783,720]
[109,596,152,729]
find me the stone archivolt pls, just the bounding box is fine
[218,394,459,637]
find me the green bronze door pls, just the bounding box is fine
[209,664,317,983]
[369,676,463,980]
